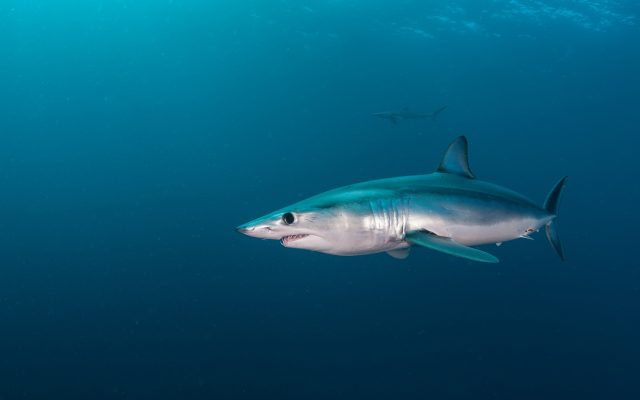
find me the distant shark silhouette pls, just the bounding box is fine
[373,105,447,124]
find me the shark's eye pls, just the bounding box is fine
[282,212,295,225]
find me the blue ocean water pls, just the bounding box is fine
[1,1,639,399]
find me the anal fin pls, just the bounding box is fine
[406,231,499,263]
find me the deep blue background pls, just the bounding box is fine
[1,1,639,399]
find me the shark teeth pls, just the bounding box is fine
[281,234,309,246]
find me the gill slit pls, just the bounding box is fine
[368,197,409,242]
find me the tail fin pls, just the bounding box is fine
[543,176,568,261]
[430,105,448,119]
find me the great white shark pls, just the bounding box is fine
[373,105,448,124]
[237,136,567,263]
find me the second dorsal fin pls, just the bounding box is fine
[436,136,475,179]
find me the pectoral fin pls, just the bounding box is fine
[406,231,499,263]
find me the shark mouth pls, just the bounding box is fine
[281,234,309,246]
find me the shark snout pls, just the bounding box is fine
[236,225,254,234]
[236,222,263,237]
[236,218,280,239]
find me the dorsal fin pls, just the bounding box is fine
[436,136,475,179]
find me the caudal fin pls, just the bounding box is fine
[543,176,568,261]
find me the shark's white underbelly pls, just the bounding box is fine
[440,218,541,246]
[406,209,548,247]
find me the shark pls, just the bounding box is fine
[373,105,448,124]
[237,136,567,263]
